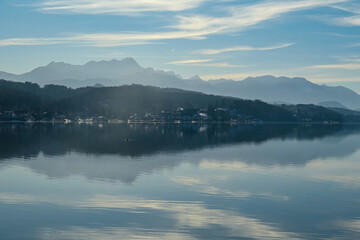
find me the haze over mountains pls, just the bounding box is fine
[1,57,360,110]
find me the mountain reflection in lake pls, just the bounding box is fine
[1,123,360,239]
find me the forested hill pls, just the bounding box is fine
[0,79,89,100]
[51,85,299,122]
[0,79,347,123]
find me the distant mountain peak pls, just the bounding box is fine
[84,57,140,67]
[123,56,135,61]
[244,75,276,81]
[46,61,71,67]
[242,75,312,85]
[120,57,139,65]
[188,75,202,81]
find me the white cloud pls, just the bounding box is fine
[308,76,360,83]
[310,62,360,70]
[197,62,245,67]
[0,38,66,46]
[337,15,360,26]
[173,0,347,34]
[197,43,294,55]
[0,193,37,204]
[332,3,360,14]
[34,0,208,15]
[330,3,360,26]
[167,59,244,68]
[1,0,348,48]
[200,72,260,80]
[167,59,212,65]
[0,31,209,47]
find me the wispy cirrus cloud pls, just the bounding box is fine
[0,38,67,46]
[0,36,151,47]
[0,30,210,47]
[1,0,348,48]
[310,63,360,69]
[310,58,360,70]
[167,59,244,68]
[167,59,212,65]
[329,3,360,26]
[197,43,294,55]
[201,72,265,80]
[332,3,360,14]
[173,0,347,34]
[198,63,245,67]
[32,0,208,15]
[338,15,360,26]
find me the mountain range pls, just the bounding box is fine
[1,57,360,110]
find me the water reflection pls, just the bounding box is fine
[0,123,350,159]
[0,123,360,239]
[1,123,360,183]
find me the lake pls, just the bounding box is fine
[0,123,360,239]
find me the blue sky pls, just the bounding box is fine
[1,0,360,86]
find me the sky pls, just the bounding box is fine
[0,0,360,87]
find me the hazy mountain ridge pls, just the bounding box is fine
[208,75,360,109]
[0,71,18,81]
[2,57,360,109]
[318,101,348,109]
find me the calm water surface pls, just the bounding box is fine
[1,123,360,239]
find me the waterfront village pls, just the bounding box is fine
[0,107,263,124]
